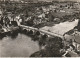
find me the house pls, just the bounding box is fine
[38,0,53,2]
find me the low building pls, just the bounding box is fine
[38,0,53,2]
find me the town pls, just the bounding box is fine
[0,0,80,57]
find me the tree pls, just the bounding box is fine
[30,36,64,57]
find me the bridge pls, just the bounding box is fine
[19,25,64,38]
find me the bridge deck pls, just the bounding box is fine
[20,25,64,38]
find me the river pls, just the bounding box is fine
[0,19,80,57]
[0,33,39,57]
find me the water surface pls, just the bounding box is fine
[0,33,39,57]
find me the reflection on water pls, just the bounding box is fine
[0,33,39,57]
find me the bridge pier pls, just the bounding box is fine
[27,30,34,36]
[35,31,41,36]
[22,29,28,34]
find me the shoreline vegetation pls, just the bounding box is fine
[0,26,64,57]
[0,1,80,57]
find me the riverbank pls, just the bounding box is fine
[0,19,80,57]
[30,19,80,57]
[0,24,64,57]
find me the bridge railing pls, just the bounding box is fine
[19,25,64,38]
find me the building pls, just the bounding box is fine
[20,0,38,3]
[38,0,53,2]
